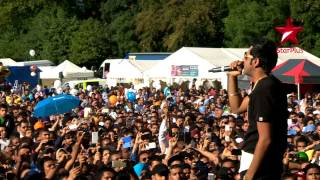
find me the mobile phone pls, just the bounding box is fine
[225,125,231,131]
[184,126,190,133]
[84,107,92,118]
[68,124,78,131]
[122,136,132,149]
[208,173,215,180]
[231,149,242,155]
[141,133,150,140]
[315,144,320,151]
[98,121,104,126]
[126,119,131,128]
[207,133,212,139]
[91,132,99,144]
[101,108,109,114]
[6,172,15,180]
[146,142,156,150]
[225,136,230,142]
[73,161,80,168]
[112,160,126,168]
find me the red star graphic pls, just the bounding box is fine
[274,17,303,45]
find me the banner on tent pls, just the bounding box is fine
[171,65,198,77]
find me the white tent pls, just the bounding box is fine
[40,60,94,79]
[144,47,320,89]
[144,47,238,88]
[0,58,17,66]
[107,59,144,80]
[145,47,216,79]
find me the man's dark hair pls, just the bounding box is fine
[18,120,29,127]
[38,156,54,172]
[250,38,278,74]
[149,155,162,164]
[303,163,320,174]
[0,104,7,110]
[221,158,237,167]
[96,165,116,179]
[169,164,183,171]
[152,164,169,176]
[296,137,308,146]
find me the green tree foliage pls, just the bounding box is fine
[100,0,139,57]
[136,0,225,51]
[224,0,291,47]
[69,18,108,66]
[290,0,320,57]
[0,0,319,67]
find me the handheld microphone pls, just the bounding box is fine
[208,64,243,73]
[208,66,232,73]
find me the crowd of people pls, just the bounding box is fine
[0,79,320,180]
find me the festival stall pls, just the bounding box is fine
[40,60,94,85]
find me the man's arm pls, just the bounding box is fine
[227,75,249,114]
[245,122,272,179]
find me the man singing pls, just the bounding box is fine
[227,38,288,180]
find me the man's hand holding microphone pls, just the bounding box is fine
[208,60,244,77]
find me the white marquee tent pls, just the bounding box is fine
[144,47,247,88]
[0,58,17,66]
[40,60,94,80]
[106,59,144,80]
[144,47,320,89]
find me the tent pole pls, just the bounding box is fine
[297,83,301,100]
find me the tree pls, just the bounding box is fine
[69,18,108,66]
[224,0,290,47]
[100,0,139,57]
[135,0,225,52]
[290,0,320,57]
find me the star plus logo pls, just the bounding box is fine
[274,17,303,45]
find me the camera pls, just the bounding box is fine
[141,133,151,140]
[231,149,241,156]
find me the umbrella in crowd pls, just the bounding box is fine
[33,94,80,117]
[272,59,320,99]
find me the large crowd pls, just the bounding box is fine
[0,80,320,180]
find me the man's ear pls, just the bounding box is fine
[253,58,261,68]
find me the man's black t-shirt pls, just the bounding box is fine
[242,75,288,172]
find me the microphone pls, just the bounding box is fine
[208,64,244,73]
[208,66,232,73]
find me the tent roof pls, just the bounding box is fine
[272,59,320,84]
[16,60,54,66]
[55,60,84,72]
[186,47,247,67]
[107,60,143,78]
[0,58,17,66]
[40,60,94,79]
[100,59,123,68]
[130,60,160,72]
[144,47,220,79]
[127,52,171,61]
[185,47,320,66]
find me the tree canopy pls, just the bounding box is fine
[0,0,318,67]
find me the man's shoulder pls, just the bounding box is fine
[256,75,284,94]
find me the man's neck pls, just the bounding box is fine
[251,70,268,83]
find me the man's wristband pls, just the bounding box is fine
[228,92,240,96]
